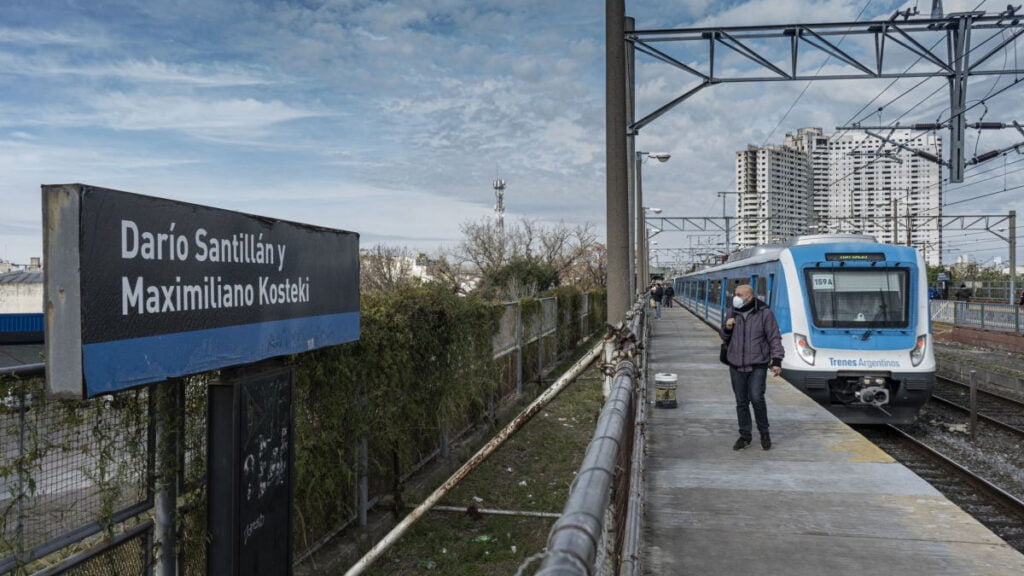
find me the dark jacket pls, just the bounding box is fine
[651,285,664,299]
[720,299,784,369]
[663,285,675,299]
[955,286,971,302]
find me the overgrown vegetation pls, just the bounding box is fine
[289,281,605,564]
[362,359,607,576]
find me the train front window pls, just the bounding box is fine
[805,268,909,328]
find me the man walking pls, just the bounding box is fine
[720,284,784,451]
[662,283,675,308]
[650,282,663,319]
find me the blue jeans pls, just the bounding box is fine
[730,366,769,440]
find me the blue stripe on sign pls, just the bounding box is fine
[81,312,360,396]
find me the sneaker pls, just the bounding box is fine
[733,437,751,451]
[760,433,772,450]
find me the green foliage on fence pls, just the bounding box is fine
[289,284,606,554]
[290,284,503,549]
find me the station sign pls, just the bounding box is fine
[43,184,360,397]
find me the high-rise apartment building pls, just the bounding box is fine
[734,133,813,247]
[733,128,942,265]
[825,130,942,265]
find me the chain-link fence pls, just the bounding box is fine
[0,374,152,575]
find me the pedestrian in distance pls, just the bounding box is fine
[663,283,675,308]
[1018,289,1024,307]
[650,282,663,319]
[720,284,784,451]
[955,283,971,302]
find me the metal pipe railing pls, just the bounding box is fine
[536,307,644,575]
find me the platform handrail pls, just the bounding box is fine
[536,302,645,575]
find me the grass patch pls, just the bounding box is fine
[361,362,606,575]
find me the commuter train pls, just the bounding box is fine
[673,234,934,424]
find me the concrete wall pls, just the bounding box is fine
[0,283,44,313]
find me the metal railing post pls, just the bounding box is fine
[516,302,524,395]
[358,438,369,526]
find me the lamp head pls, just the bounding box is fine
[648,152,671,163]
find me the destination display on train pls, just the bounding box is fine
[824,252,886,262]
[43,184,360,397]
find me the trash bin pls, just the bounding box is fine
[654,372,678,408]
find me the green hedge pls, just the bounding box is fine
[289,284,605,554]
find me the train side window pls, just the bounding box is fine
[726,277,749,299]
[756,278,767,301]
[766,274,775,305]
[709,279,721,305]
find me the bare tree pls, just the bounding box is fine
[452,218,603,292]
[360,244,417,293]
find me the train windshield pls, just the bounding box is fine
[804,268,909,328]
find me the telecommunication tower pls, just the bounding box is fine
[493,179,506,233]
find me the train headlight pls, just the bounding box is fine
[794,333,816,365]
[909,334,927,367]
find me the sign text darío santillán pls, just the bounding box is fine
[44,184,360,398]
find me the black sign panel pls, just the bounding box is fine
[824,252,886,262]
[208,367,293,576]
[79,185,357,340]
[43,184,359,397]
[238,369,292,576]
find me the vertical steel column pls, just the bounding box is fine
[154,383,178,576]
[947,15,971,183]
[626,17,637,298]
[606,0,629,323]
[892,197,899,244]
[636,154,646,289]
[1009,210,1017,305]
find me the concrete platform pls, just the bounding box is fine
[642,305,1024,575]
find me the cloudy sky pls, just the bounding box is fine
[1,0,1021,269]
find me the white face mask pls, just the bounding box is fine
[732,296,746,309]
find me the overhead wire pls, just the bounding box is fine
[759,0,875,146]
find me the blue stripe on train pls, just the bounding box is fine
[81,312,360,396]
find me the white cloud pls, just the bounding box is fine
[55,93,325,142]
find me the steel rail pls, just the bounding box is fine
[928,394,1024,436]
[937,375,1024,408]
[884,425,1024,523]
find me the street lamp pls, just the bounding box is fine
[642,206,663,288]
[635,152,670,293]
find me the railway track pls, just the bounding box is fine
[855,425,1024,552]
[931,376,1024,434]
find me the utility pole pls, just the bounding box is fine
[716,191,737,254]
[1011,210,1017,305]
[626,17,637,298]
[892,197,899,244]
[606,0,628,323]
